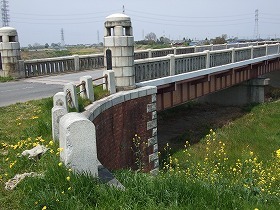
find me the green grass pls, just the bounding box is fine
[0,97,280,209]
[0,76,13,83]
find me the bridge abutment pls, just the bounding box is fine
[198,78,270,106]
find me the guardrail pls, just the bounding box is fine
[135,43,280,83]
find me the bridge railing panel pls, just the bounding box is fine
[253,46,266,58]
[176,47,195,55]
[267,44,279,55]
[210,50,232,67]
[135,57,170,83]
[151,48,174,58]
[134,50,150,60]
[235,48,252,62]
[175,53,206,74]
[195,45,212,52]
[24,56,75,77]
[213,44,228,50]
[79,54,104,71]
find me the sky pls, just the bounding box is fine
[6,0,280,47]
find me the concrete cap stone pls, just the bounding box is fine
[105,13,131,27]
[0,27,18,36]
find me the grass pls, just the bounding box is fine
[0,76,13,83]
[0,97,280,209]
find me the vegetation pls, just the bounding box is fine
[0,96,279,209]
[0,76,13,83]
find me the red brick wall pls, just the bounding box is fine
[93,95,154,172]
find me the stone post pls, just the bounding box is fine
[0,27,21,78]
[80,75,94,102]
[103,70,116,94]
[265,44,268,56]
[52,106,67,141]
[64,82,79,111]
[278,43,280,54]
[53,92,67,110]
[104,13,135,91]
[59,112,98,177]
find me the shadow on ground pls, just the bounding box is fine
[157,101,253,153]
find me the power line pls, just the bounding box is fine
[126,9,253,19]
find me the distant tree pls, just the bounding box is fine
[212,34,228,44]
[159,36,170,44]
[45,43,49,48]
[145,32,157,43]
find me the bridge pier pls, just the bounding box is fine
[198,78,270,106]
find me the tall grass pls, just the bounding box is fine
[0,98,279,209]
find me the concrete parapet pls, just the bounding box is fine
[59,112,98,177]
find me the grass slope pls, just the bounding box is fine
[0,98,279,209]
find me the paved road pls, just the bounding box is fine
[0,70,103,107]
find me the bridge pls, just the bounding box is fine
[1,13,280,176]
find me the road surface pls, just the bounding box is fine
[0,70,103,107]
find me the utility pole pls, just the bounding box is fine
[1,0,9,27]
[254,9,259,40]
[122,5,125,14]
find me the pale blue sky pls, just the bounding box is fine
[7,0,280,46]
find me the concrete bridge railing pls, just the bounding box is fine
[22,53,104,77]
[19,41,279,78]
[135,43,280,83]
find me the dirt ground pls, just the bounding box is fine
[157,103,246,151]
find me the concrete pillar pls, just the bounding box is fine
[104,13,135,91]
[169,54,175,76]
[59,112,98,177]
[0,27,21,78]
[205,50,210,68]
[231,48,235,63]
[73,55,80,71]
[251,46,254,59]
[148,49,152,58]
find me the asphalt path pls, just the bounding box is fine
[0,70,103,107]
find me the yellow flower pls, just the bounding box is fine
[68,187,71,191]
[249,151,254,156]
[50,149,54,153]
[276,149,280,159]
[49,141,54,146]
[58,162,63,167]
[42,206,47,210]
[66,176,70,181]
[57,148,64,152]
